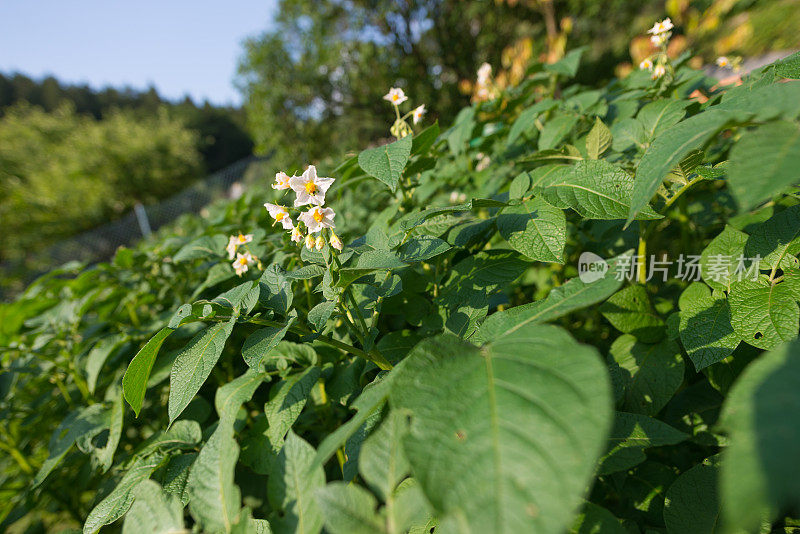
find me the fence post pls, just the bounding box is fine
[133,202,152,237]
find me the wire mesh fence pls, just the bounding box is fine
[1,155,271,300]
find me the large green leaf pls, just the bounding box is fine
[728,276,799,350]
[663,455,722,534]
[678,283,740,370]
[585,117,612,159]
[628,109,741,224]
[358,135,413,192]
[534,160,661,220]
[720,339,800,531]
[315,483,384,534]
[600,285,665,343]
[122,480,185,534]
[476,251,631,342]
[242,312,297,368]
[168,317,236,425]
[268,431,325,534]
[636,99,688,142]
[728,121,800,211]
[186,429,244,533]
[123,327,174,416]
[359,410,410,500]
[539,114,578,150]
[507,99,556,145]
[699,225,748,292]
[497,197,566,263]
[743,204,800,271]
[389,323,612,533]
[609,335,684,416]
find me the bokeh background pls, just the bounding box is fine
[1,0,798,297]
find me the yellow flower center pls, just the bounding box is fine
[392,94,399,102]
[276,212,285,221]
[305,181,317,194]
[313,209,324,223]
[238,233,246,242]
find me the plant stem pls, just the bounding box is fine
[664,177,703,209]
[637,225,647,284]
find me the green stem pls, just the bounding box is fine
[664,176,704,209]
[231,316,392,370]
[637,226,647,284]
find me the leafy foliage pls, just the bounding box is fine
[2,45,800,534]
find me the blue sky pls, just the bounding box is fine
[0,0,277,106]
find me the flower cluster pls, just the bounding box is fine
[474,62,498,101]
[266,165,343,252]
[226,233,259,276]
[639,18,674,81]
[383,87,426,139]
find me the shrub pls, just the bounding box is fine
[1,47,799,533]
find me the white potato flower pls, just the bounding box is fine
[273,171,292,190]
[330,232,343,251]
[716,56,730,68]
[412,104,426,124]
[291,226,303,243]
[289,165,335,207]
[232,252,254,276]
[647,18,673,35]
[383,87,408,105]
[226,233,253,259]
[639,58,654,70]
[477,62,492,85]
[299,206,336,234]
[650,33,668,47]
[652,64,666,80]
[264,203,294,230]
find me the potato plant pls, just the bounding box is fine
[1,45,800,534]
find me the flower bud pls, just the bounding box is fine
[330,232,343,251]
[305,234,316,249]
[315,235,325,250]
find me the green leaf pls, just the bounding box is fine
[570,502,626,534]
[728,121,800,211]
[160,452,197,505]
[315,482,384,534]
[507,99,556,145]
[242,312,297,368]
[173,234,227,262]
[259,264,294,315]
[397,236,451,263]
[544,47,585,77]
[720,339,800,531]
[663,455,722,534]
[33,404,111,488]
[187,429,243,533]
[411,121,440,156]
[679,285,740,371]
[359,410,410,500]
[610,118,645,152]
[264,367,322,459]
[636,100,688,142]
[445,107,476,155]
[609,335,684,416]
[307,301,337,332]
[476,251,631,342]
[699,225,749,292]
[534,160,662,220]
[744,204,800,271]
[168,317,236,425]
[122,480,185,534]
[215,369,268,425]
[628,109,741,224]
[600,285,665,343]
[497,197,566,263]
[390,323,612,533]
[598,412,687,475]
[83,453,166,534]
[358,136,413,193]
[509,172,531,199]
[728,276,799,350]
[268,431,325,534]
[773,50,800,79]
[586,118,612,159]
[539,114,579,150]
[123,327,174,416]
[85,334,126,394]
